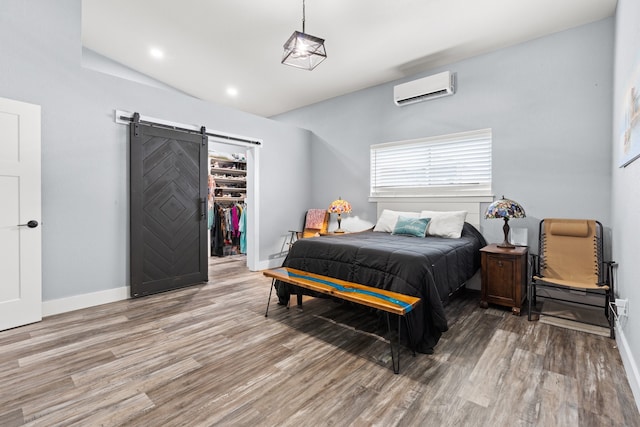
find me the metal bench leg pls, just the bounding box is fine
[265,279,275,317]
[386,312,401,374]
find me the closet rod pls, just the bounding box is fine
[116,110,262,146]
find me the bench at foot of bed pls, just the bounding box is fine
[263,267,421,374]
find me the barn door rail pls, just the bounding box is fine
[116,110,262,147]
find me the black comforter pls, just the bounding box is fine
[276,223,486,353]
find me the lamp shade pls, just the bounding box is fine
[485,197,526,220]
[328,197,352,214]
[485,196,526,248]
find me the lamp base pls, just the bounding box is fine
[497,217,515,249]
[333,229,346,234]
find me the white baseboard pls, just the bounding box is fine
[39,258,281,315]
[254,258,285,271]
[42,286,129,317]
[616,322,640,412]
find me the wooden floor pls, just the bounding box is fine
[1,256,638,427]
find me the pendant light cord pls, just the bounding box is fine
[302,0,306,33]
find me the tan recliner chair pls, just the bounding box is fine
[528,218,615,338]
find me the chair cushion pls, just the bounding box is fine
[541,219,598,284]
[305,209,327,229]
[549,221,589,237]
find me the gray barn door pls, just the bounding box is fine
[130,116,208,297]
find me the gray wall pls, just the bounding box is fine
[612,0,640,402]
[273,18,614,248]
[0,0,311,300]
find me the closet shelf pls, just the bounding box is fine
[210,156,246,206]
[216,196,245,202]
[215,186,244,191]
[210,167,246,175]
[209,156,245,163]
[213,176,246,183]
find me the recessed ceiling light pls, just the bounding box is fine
[149,48,164,59]
[226,87,238,97]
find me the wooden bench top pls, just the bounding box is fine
[263,267,421,316]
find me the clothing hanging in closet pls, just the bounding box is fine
[210,201,245,257]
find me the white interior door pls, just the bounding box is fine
[0,97,42,331]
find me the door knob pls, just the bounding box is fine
[18,220,39,228]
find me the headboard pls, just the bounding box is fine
[376,198,489,231]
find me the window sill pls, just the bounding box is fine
[369,194,494,203]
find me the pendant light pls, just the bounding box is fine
[281,0,327,70]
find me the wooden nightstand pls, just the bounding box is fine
[480,243,528,315]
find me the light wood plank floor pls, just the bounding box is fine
[1,255,638,426]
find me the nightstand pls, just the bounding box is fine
[480,243,528,315]
[319,231,350,236]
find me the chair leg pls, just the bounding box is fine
[532,284,537,307]
[286,231,297,250]
[607,291,616,339]
[528,283,533,321]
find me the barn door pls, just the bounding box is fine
[130,115,208,297]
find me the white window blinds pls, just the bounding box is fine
[370,128,492,197]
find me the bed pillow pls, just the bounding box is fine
[391,216,430,237]
[373,209,420,233]
[420,210,467,238]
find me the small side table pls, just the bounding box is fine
[480,243,528,315]
[319,231,350,236]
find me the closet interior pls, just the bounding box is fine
[208,147,247,257]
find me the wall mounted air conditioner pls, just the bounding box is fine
[393,71,455,106]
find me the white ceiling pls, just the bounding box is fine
[81,0,617,118]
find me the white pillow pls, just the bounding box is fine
[373,209,420,233]
[419,210,468,238]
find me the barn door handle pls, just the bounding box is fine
[18,220,39,228]
[200,198,206,218]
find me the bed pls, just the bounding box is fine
[275,216,487,354]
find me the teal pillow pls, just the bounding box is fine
[392,216,430,237]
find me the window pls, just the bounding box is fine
[370,128,492,198]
